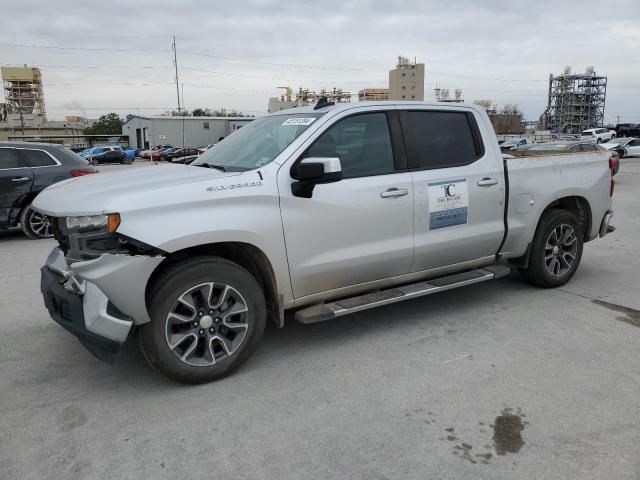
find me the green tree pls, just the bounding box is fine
[84,113,123,135]
[191,108,207,116]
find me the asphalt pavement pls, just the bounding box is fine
[1,158,638,479]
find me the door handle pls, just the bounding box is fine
[380,188,409,198]
[11,177,30,183]
[477,177,498,187]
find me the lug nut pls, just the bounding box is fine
[209,327,215,334]
[199,329,205,335]
[214,317,221,323]
[209,310,214,315]
[198,311,204,317]
[192,321,198,327]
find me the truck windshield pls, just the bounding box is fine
[192,113,323,171]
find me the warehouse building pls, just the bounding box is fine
[122,116,254,149]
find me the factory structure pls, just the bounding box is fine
[542,66,607,134]
[268,87,352,113]
[0,65,88,143]
[269,56,426,112]
[358,56,425,102]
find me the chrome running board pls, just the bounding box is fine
[295,265,511,324]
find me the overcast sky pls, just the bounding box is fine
[2,0,639,123]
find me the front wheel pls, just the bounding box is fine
[20,204,53,239]
[519,209,584,288]
[139,257,266,384]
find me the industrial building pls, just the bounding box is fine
[388,56,425,101]
[0,65,88,145]
[543,66,607,134]
[358,88,389,101]
[268,87,351,113]
[122,116,254,149]
[358,56,425,102]
[434,86,464,103]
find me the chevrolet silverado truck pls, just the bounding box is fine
[34,101,616,384]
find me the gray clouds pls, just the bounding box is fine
[1,0,639,122]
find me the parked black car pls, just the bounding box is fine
[165,147,199,160]
[0,142,98,239]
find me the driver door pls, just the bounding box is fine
[278,109,414,300]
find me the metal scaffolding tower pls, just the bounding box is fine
[1,66,46,117]
[544,66,606,134]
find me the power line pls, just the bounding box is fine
[0,41,361,71]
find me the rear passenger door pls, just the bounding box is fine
[399,108,505,273]
[0,148,33,226]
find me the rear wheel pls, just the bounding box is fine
[519,209,584,288]
[139,257,266,384]
[20,204,53,239]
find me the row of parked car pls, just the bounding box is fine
[71,143,220,165]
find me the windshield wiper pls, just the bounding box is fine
[197,163,226,172]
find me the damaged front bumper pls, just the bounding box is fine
[40,247,163,363]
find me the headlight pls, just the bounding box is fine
[66,213,120,233]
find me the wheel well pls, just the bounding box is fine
[542,196,592,241]
[10,192,39,226]
[146,242,282,327]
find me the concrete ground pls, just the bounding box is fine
[1,159,638,480]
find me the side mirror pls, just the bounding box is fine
[292,157,342,198]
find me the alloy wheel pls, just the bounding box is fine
[544,224,577,277]
[28,210,52,238]
[165,282,249,366]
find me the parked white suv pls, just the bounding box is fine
[34,101,616,383]
[581,128,615,143]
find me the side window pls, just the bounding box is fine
[401,111,482,169]
[579,144,595,152]
[629,140,640,147]
[305,112,394,179]
[22,149,57,167]
[0,148,23,169]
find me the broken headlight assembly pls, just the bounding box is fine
[58,213,164,261]
[65,213,120,233]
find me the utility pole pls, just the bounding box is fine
[172,36,181,114]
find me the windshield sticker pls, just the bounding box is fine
[428,179,469,230]
[282,118,316,126]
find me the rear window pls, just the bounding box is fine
[401,111,483,169]
[0,148,23,169]
[21,149,57,167]
[581,131,593,136]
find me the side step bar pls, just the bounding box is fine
[295,265,511,324]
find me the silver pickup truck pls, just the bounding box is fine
[34,101,616,383]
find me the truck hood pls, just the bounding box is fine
[33,164,242,216]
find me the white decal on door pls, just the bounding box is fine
[428,179,469,230]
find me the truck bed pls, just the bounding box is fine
[501,150,611,258]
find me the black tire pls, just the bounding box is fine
[20,204,53,239]
[139,256,266,384]
[519,209,584,288]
